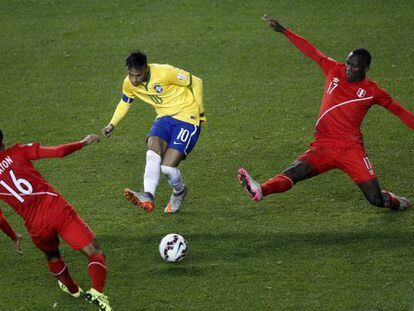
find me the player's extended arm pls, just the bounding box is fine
[376,88,414,129]
[262,15,330,69]
[0,210,23,255]
[36,134,99,158]
[102,101,131,138]
[191,75,206,122]
[384,101,414,129]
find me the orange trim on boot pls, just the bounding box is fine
[123,189,154,213]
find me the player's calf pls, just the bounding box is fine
[364,191,385,207]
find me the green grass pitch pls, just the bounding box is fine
[1,0,414,310]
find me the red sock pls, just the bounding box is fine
[0,214,17,240]
[261,174,293,197]
[47,258,78,293]
[88,253,107,292]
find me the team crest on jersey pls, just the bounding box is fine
[153,84,163,93]
[177,73,187,80]
[357,88,366,98]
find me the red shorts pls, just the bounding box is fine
[298,139,376,183]
[31,205,95,253]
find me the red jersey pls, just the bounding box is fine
[284,29,414,143]
[0,142,83,236]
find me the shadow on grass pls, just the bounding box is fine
[97,225,414,269]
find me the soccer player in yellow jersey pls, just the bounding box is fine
[102,51,205,213]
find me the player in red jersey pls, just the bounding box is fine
[0,208,23,254]
[0,129,112,311]
[238,16,413,211]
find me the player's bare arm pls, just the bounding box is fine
[262,17,332,71]
[262,15,286,33]
[14,233,23,255]
[102,100,131,138]
[80,134,100,146]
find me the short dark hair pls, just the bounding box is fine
[125,51,147,70]
[352,48,372,67]
[0,129,3,143]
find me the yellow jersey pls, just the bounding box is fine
[121,63,205,126]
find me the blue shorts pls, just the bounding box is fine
[147,116,201,158]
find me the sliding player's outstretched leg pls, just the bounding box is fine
[358,178,411,211]
[238,160,314,202]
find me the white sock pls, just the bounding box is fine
[143,150,161,196]
[161,165,184,193]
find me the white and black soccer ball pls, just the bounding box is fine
[159,233,188,263]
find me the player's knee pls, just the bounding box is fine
[285,160,314,183]
[91,249,105,257]
[91,244,104,255]
[161,149,182,167]
[84,248,104,258]
[147,137,167,156]
[45,249,61,261]
[81,240,104,257]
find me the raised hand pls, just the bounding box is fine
[102,124,115,138]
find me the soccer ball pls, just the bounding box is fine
[159,233,188,263]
